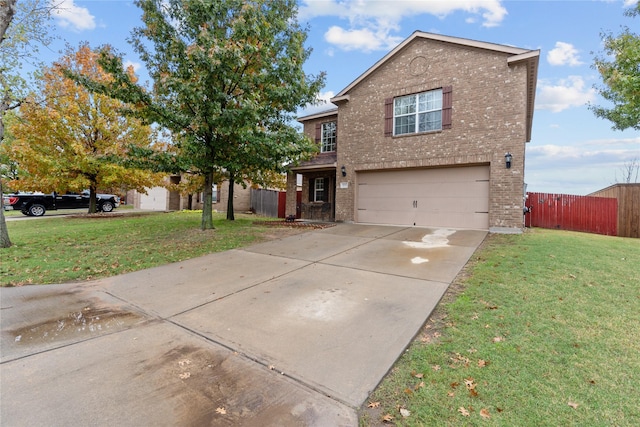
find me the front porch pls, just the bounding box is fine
[287,163,337,223]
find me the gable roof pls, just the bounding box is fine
[330,31,540,142]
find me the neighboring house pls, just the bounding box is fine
[286,31,539,232]
[129,176,251,213]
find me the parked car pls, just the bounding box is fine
[2,191,120,216]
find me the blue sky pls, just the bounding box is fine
[43,0,640,194]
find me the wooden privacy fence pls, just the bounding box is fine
[250,188,302,219]
[526,192,618,236]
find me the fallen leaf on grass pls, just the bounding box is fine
[458,407,470,417]
[404,388,413,395]
[215,407,226,415]
[568,402,579,409]
[447,392,455,397]
[432,365,441,371]
[411,371,424,378]
[382,413,394,422]
[399,408,411,418]
[414,381,425,390]
[464,378,477,391]
[480,408,491,419]
[179,372,191,379]
[478,359,488,368]
[492,336,504,343]
[367,401,380,408]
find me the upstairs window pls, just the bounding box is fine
[320,121,336,152]
[385,86,452,137]
[394,89,442,135]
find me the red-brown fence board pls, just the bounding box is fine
[526,192,618,236]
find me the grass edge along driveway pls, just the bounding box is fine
[360,228,639,427]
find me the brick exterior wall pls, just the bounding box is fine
[290,36,533,231]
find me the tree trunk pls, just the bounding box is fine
[226,174,235,221]
[88,185,98,213]
[0,0,17,42]
[200,170,214,230]
[0,180,12,248]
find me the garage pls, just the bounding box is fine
[356,165,490,229]
[140,186,168,211]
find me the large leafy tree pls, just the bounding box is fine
[590,2,640,131]
[79,0,323,229]
[6,44,164,211]
[1,0,56,248]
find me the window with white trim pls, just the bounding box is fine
[393,88,442,135]
[321,121,336,152]
[313,178,325,202]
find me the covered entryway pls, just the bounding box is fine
[356,165,490,229]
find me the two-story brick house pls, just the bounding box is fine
[286,31,539,232]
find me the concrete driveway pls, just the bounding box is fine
[0,224,486,426]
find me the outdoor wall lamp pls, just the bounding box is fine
[341,165,347,177]
[505,152,513,169]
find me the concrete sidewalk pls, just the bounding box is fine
[0,224,486,426]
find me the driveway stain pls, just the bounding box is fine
[10,305,141,346]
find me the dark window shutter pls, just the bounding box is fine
[442,86,452,129]
[384,98,393,137]
[315,123,321,143]
[309,178,314,202]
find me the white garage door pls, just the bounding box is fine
[356,166,489,229]
[140,186,168,211]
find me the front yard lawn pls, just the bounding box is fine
[361,229,640,426]
[1,211,299,286]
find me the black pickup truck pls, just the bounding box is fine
[2,191,120,216]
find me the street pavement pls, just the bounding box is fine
[0,224,486,426]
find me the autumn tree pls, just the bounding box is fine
[1,0,57,248]
[6,44,164,211]
[590,2,640,131]
[76,0,323,229]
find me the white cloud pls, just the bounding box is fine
[123,60,142,73]
[623,0,638,7]
[527,138,640,168]
[52,0,96,32]
[298,91,337,116]
[324,26,402,52]
[299,0,508,52]
[536,76,596,112]
[584,136,640,147]
[547,42,583,66]
[525,139,640,193]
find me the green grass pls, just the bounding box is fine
[1,211,286,286]
[362,229,640,426]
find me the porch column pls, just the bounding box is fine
[285,171,298,218]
